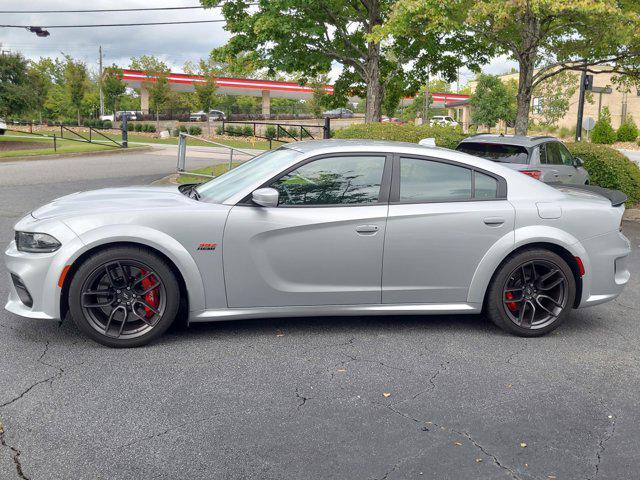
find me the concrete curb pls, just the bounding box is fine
[623,208,640,222]
[151,173,180,185]
[0,145,153,163]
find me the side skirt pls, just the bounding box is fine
[190,302,481,323]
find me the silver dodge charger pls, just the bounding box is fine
[5,140,631,347]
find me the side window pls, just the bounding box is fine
[475,172,498,199]
[400,158,472,202]
[539,145,548,164]
[545,142,563,165]
[271,155,386,206]
[556,143,574,166]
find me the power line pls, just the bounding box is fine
[0,4,258,14]
[1,19,227,29]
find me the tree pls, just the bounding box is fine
[301,75,332,118]
[591,107,617,144]
[532,71,578,127]
[470,74,512,132]
[64,56,89,125]
[202,0,484,123]
[131,56,171,134]
[381,0,640,135]
[617,115,639,142]
[101,65,126,115]
[0,52,33,118]
[185,60,218,136]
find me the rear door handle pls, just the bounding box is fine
[483,217,505,226]
[355,224,379,234]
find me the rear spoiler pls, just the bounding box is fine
[551,183,628,207]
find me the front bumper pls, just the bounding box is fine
[4,217,83,320]
[578,230,631,307]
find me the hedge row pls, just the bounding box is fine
[567,142,640,205]
[127,123,156,133]
[333,123,466,149]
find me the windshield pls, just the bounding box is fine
[195,147,303,203]
[456,142,529,164]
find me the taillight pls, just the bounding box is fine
[521,170,542,180]
[575,256,585,277]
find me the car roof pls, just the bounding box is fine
[458,134,557,148]
[282,139,441,153]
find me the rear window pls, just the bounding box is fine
[457,142,529,164]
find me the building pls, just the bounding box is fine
[455,65,640,131]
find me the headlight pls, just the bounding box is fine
[15,231,61,253]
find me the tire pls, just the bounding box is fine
[68,246,180,347]
[485,248,576,337]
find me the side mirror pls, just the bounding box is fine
[252,187,279,207]
[573,157,584,168]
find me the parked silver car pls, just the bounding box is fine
[456,134,590,185]
[5,140,630,347]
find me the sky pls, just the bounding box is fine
[0,0,517,89]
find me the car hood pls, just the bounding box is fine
[31,185,193,219]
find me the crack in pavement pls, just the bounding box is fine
[589,409,617,480]
[0,420,30,479]
[381,404,522,480]
[117,413,222,449]
[295,388,310,408]
[373,450,426,480]
[0,341,65,409]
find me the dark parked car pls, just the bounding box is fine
[456,134,590,185]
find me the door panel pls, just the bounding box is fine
[223,205,388,307]
[382,201,515,303]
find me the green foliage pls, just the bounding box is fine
[0,52,35,117]
[242,125,254,137]
[102,120,113,129]
[215,125,225,135]
[333,122,466,149]
[532,72,578,126]
[558,126,574,139]
[188,125,203,136]
[567,142,640,205]
[102,65,126,114]
[591,107,617,145]
[179,125,188,133]
[470,74,513,129]
[616,115,638,142]
[64,56,89,125]
[265,125,277,139]
[133,123,142,132]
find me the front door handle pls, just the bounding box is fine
[355,224,379,234]
[483,217,505,226]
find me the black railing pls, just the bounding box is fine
[220,118,330,149]
[8,121,124,149]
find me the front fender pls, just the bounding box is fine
[66,224,206,315]
[467,225,589,306]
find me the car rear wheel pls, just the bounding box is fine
[69,246,180,347]
[485,248,576,336]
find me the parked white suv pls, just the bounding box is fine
[430,115,459,127]
[0,117,6,135]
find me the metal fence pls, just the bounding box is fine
[176,132,257,180]
[5,121,125,151]
[219,118,331,149]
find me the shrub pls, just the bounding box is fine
[147,124,157,133]
[188,125,202,135]
[242,125,254,137]
[558,126,574,139]
[265,125,276,139]
[127,123,134,131]
[133,123,143,132]
[287,127,300,139]
[566,142,640,205]
[334,122,466,149]
[616,116,638,142]
[215,125,225,135]
[178,125,188,133]
[102,120,113,129]
[591,107,617,144]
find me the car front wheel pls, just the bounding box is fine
[68,246,180,347]
[485,248,576,336]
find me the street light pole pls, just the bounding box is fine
[99,46,104,117]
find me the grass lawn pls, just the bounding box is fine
[178,163,241,184]
[101,132,273,151]
[0,134,133,158]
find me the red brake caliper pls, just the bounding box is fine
[139,269,159,318]
[505,291,518,312]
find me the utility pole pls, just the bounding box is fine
[423,68,430,125]
[98,45,104,117]
[575,66,593,142]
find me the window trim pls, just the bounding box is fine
[389,154,508,204]
[238,151,393,208]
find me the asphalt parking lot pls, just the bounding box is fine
[1,149,639,480]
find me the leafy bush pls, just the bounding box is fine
[127,123,134,131]
[616,116,638,142]
[334,122,466,149]
[215,125,225,135]
[287,127,300,139]
[178,125,188,133]
[567,142,640,205]
[591,107,617,144]
[265,125,276,139]
[243,125,254,137]
[147,124,157,133]
[558,126,574,139]
[133,123,143,132]
[188,125,202,135]
[102,120,113,129]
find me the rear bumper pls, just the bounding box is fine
[578,230,631,307]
